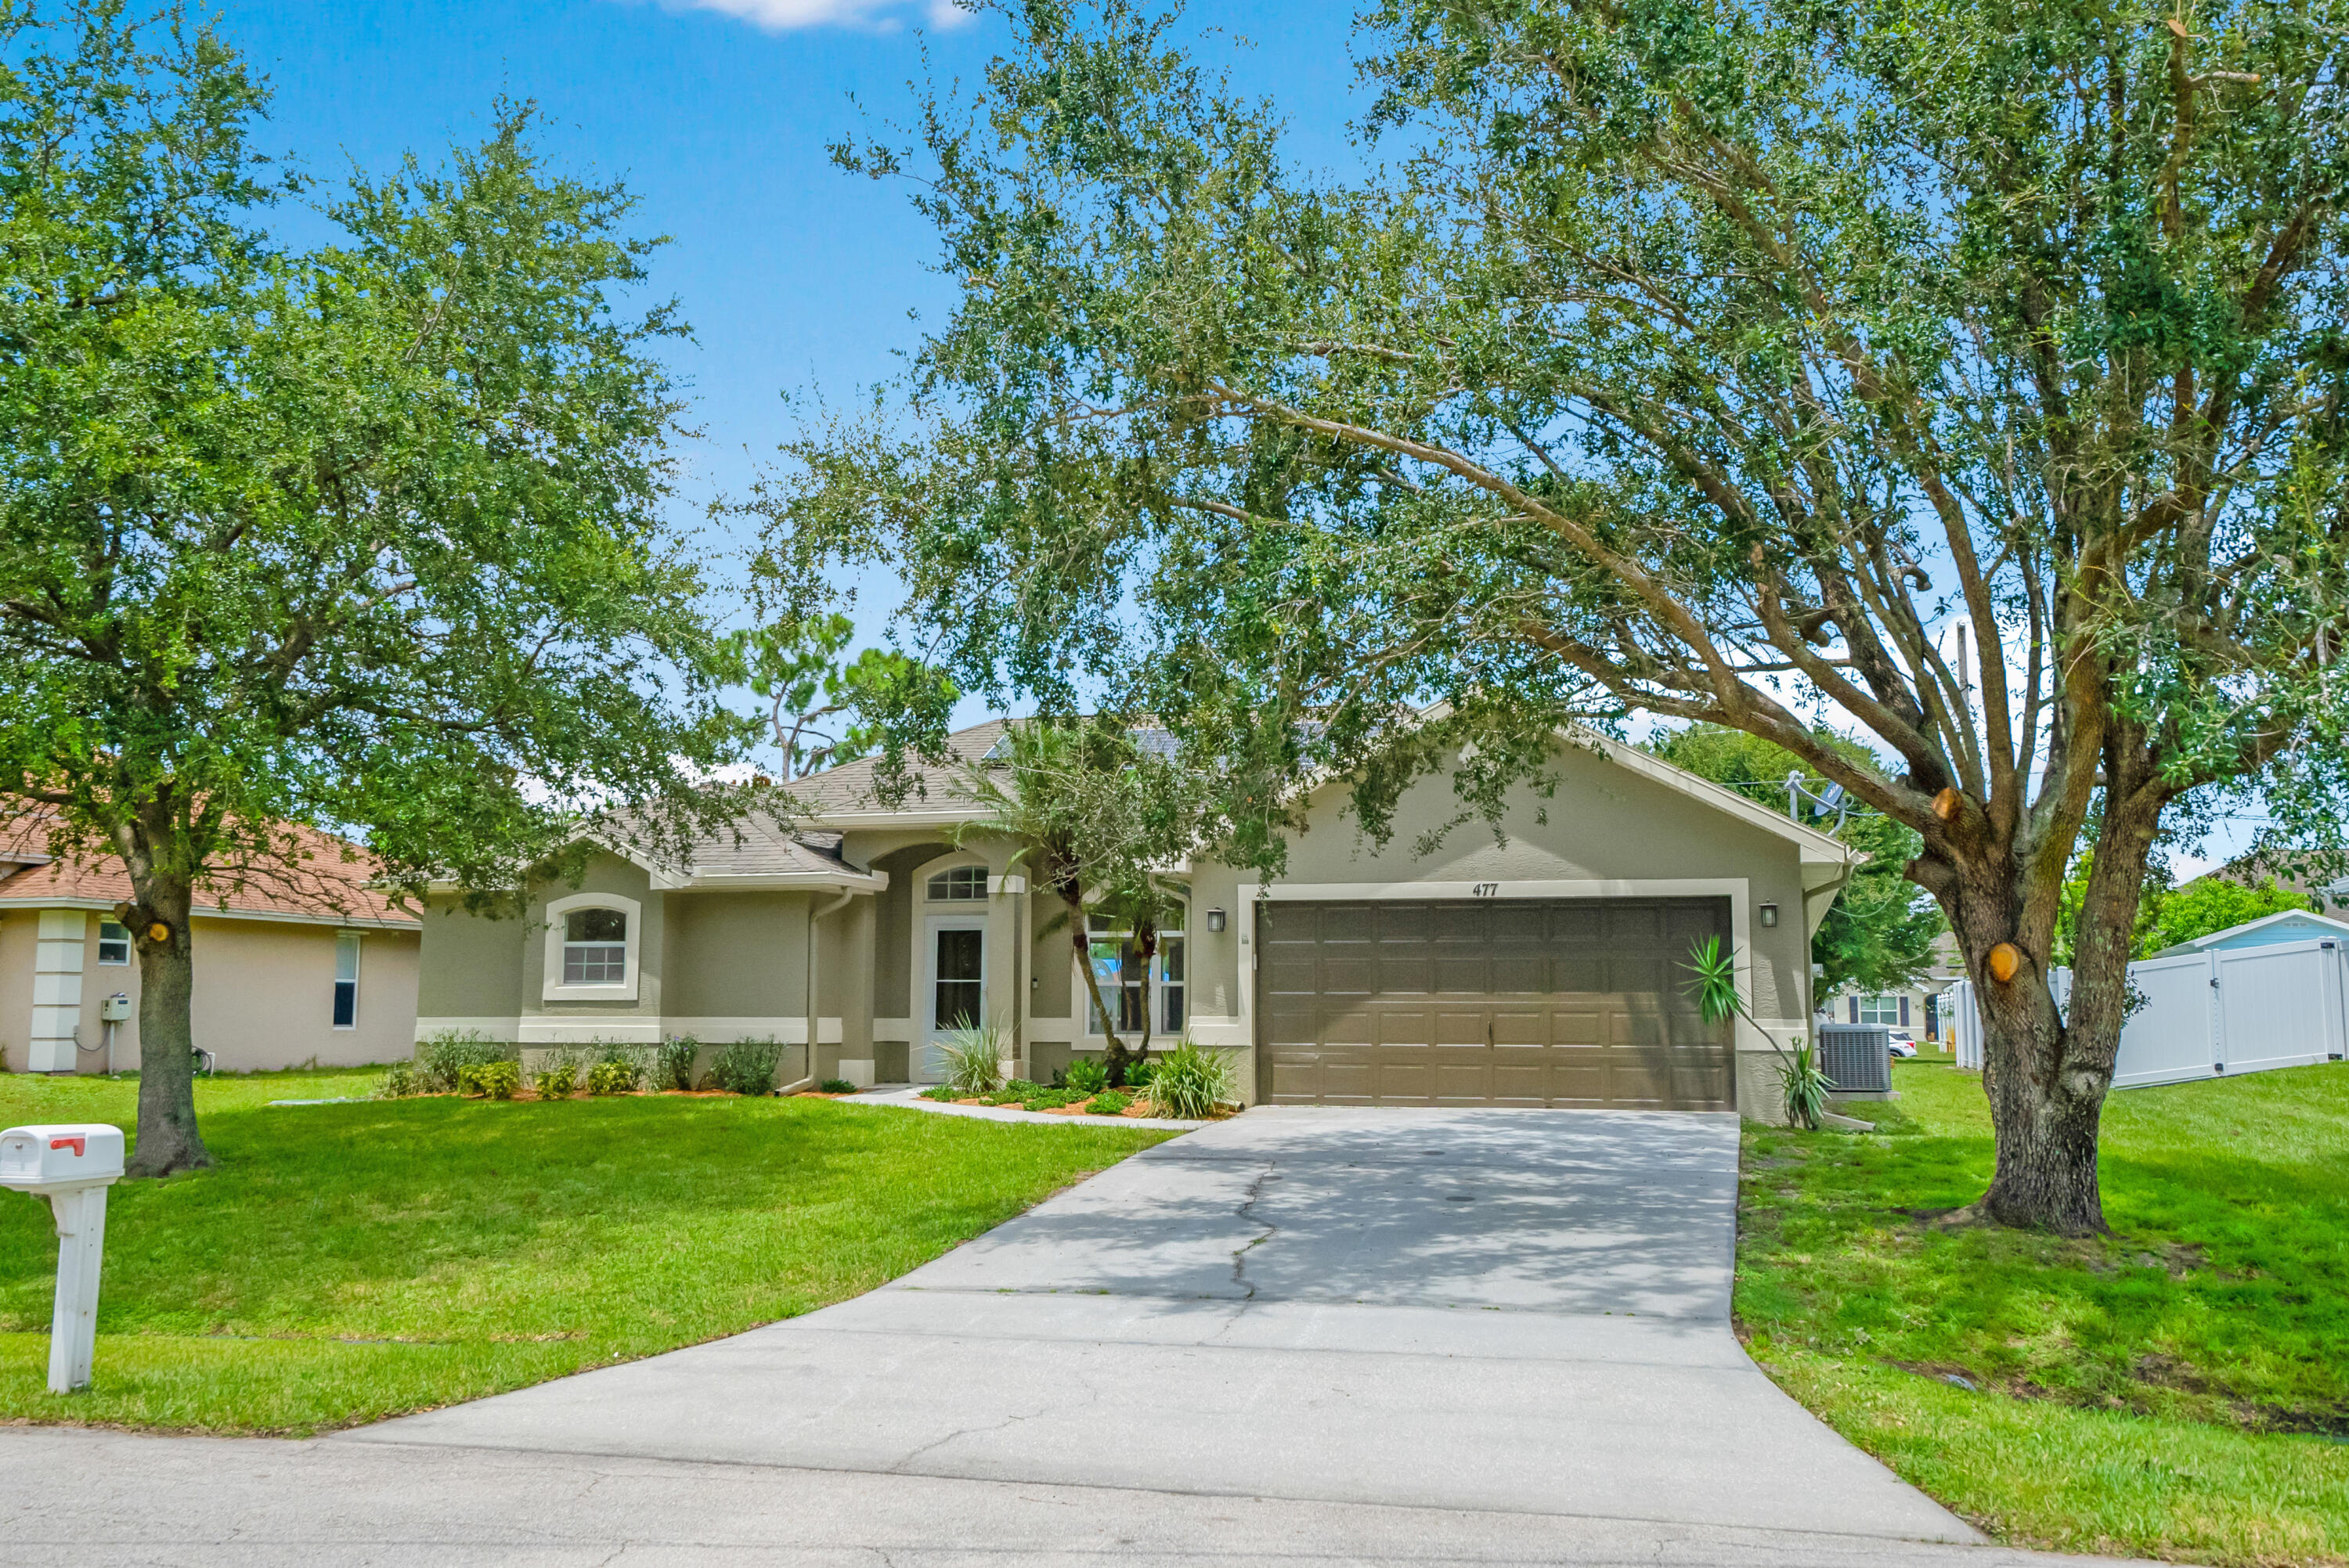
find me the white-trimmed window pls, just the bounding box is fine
[97,920,131,965]
[926,865,988,902]
[333,932,361,1029]
[1085,909,1186,1036]
[542,892,642,1001]
[1857,993,1903,1027]
[563,908,628,983]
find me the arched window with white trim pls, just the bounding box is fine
[542,892,642,1000]
[926,864,988,902]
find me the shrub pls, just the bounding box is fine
[1145,1041,1236,1119]
[375,1059,420,1098]
[817,1077,857,1094]
[532,1059,579,1099]
[586,1057,641,1096]
[709,1036,783,1096]
[419,1029,509,1093]
[655,1035,699,1092]
[1084,1090,1133,1116]
[1124,1058,1157,1089]
[1062,1056,1109,1094]
[459,1059,520,1100]
[940,1023,1007,1096]
[918,1083,965,1102]
[1779,1036,1834,1131]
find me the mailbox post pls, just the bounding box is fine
[0,1123,125,1393]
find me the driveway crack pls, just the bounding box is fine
[1230,1162,1279,1299]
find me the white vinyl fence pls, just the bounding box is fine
[1949,938,2349,1088]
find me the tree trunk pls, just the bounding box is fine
[124,870,211,1177]
[1069,912,1131,1082]
[1940,782,2166,1236]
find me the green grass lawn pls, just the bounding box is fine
[0,1069,1170,1433]
[1739,1057,2349,1566]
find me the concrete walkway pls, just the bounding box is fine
[2,1106,2139,1565]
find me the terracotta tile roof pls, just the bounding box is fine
[0,809,417,928]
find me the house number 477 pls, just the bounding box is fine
[1470,883,1500,898]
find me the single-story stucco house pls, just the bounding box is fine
[0,812,421,1074]
[415,722,1854,1116]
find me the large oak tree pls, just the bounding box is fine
[773,0,2349,1233]
[0,5,743,1173]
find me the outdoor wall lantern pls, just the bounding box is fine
[1758,903,1779,928]
[1205,907,1227,932]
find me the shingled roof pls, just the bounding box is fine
[0,808,418,929]
[785,718,1012,819]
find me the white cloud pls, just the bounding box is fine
[655,0,972,31]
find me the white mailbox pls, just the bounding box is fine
[0,1123,125,1394]
[0,1124,125,1192]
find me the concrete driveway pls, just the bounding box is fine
[2,1106,2120,1565]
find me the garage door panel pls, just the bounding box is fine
[1431,956,1488,993]
[1258,898,1732,1110]
[1552,954,1605,993]
[1372,1010,1433,1047]
[1491,1008,1549,1047]
[1489,904,1546,943]
[1377,904,1434,943]
[1608,903,1666,942]
[1551,1006,1604,1046]
[1490,954,1545,993]
[1382,955,1437,995]
[1434,1010,1488,1046]
[1435,1062,1494,1101]
[1550,904,1604,941]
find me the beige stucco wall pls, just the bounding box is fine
[524,852,664,1031]
[416,895,529,1029]
[413,852,884,1076]
[0,911,38,1072]
[0,907,419,1074]
[665,892,807,1020]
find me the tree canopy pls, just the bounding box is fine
[770,0,2349,1231]
[0,4,742,1171]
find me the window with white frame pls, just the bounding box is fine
[926,864,987,901]
[1857,993,1903,1027]
[333,932,361,1028]
[562,908,628,984]
[1085,909,1185,1036]
[98,920,131,965]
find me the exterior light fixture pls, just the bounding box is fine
[1758,903,1779,928]
[1206,907,1227,932]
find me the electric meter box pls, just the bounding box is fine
[0,1124,126,1192]
[99,993,132,1022]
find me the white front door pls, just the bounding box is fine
[921,918,987,1083]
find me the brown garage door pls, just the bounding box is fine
[1257,898,1733,1108]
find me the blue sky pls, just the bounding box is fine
[222,0,1359,645]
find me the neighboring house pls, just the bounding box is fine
[0,813,420,1074]
[2152,907,2349,957]
[416,720,1855,1117]
[1820,931,1965,1040]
